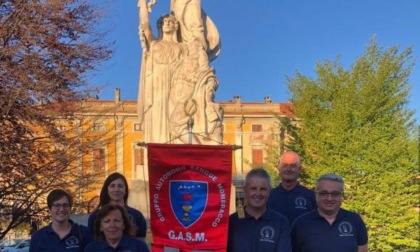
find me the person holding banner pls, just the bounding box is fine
[85,204,150,252]
[88,173,147,240]
[228,168,292,252]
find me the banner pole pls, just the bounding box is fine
[187,117,194,144]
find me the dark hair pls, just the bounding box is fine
[156,13,180,41]
[93,204,136,240]
[245,168,271,188]
[47,189,73,209]
[98,173,129,209]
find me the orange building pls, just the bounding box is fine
[77,88,293,218]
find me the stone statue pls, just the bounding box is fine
[138,0,184,143]
[170,0,221,62]
[169,39,223,144]
[138,0,223,144]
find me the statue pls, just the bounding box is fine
[138,0,184,143]
[138,0,223,144]
[169,39,223,144]
[170,0,221,62]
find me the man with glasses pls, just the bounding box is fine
[268,151,316,224]
[30,189,93,251]
[291,173,368,252]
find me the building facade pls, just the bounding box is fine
[78,89,293,218]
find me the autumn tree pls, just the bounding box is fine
[285,39,419,250]
[0,0,112,239]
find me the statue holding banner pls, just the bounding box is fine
[137,0,223,144]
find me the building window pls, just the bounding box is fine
[134,146,144,166]
[93,148,106,171]
[134,123,141,131]
[133,144,144,179]
[93,122,105,132]
[252,124,262,132]
[252,149,263,167]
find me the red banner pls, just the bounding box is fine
[148,143,232,252]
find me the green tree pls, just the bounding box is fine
[287,39,419,251]
[0,0,111,239]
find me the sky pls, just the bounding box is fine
[90,0,420,121]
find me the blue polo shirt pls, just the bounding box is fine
[268,183,316,224]
[84,234,149,252]
[88,205,147,238]
[291,208,368,252]
[228,207,292,252]
[29,220,93,252]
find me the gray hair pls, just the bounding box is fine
[316,173,344,191]
[245,168,271,188]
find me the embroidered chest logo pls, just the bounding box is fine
[65,235,79,248]
[338,221,354,237]
[259,226,275,243]
[294,197,308,209]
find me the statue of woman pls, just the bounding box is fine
[138,0,184,143]
[170,0,221,62]
[169,39,223,144]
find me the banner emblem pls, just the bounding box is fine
[148,143,232,251]
[170,180,208,228]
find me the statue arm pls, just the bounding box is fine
[138,0,154,50]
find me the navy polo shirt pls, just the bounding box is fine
[84,234,150,252]
[268,183,316,224]
[88,205,147,238]
[29,220,93,252]
[291,208,368,252]
[228,207,292,252]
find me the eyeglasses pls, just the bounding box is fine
[51,203,71,209]
[316,191,343,199]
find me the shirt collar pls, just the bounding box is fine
[244,206,272,220]
[95,235,130,250]
[279,182,301,192]
[312,208,343,221]
[46,219,75,234]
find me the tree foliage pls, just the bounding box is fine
[286,39,419,251]
[0,0,111,239]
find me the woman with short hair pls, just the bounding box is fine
[85,204,149,252]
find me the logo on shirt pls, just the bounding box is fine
[338,221,354,237]
[170,180,208,228]
[294,197,308,209]
[259,226,275,243]
[65,235,79,249]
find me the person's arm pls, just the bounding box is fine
[81,225,94,249]
[226,214,235,252]
[358,244,368,252]
[87,212,96,235]
[290,221,301,252]
[276,218,292,252]
[132,208,147,240]
[28,234,38,252]
[357,214,368,252]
